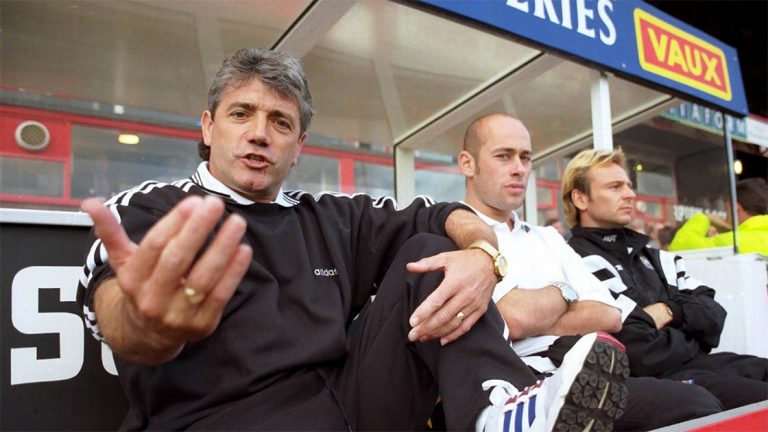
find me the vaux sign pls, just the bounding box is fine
[634,10,731,102]
[417,0,748,116]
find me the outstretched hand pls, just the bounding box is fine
[81,195,252,364]
[405,248,496,345]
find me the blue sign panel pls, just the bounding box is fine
[663,102,747,139]
[417,0,748,116]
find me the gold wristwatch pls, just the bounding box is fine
[469,240,508,282]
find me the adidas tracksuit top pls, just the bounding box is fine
[77,162,467,429]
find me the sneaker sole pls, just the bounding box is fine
[551,338,629,432]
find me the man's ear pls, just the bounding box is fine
[458,150,475,177]
[571,188,589,211]
[201,111,213,147]
[291,132,307,167]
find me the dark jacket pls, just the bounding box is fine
[77,165,465,430]
[568,226,727,377]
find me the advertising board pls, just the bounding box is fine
[418,0,748,116]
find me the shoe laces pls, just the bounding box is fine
[481,379,543,406]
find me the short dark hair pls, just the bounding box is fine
[657,225,678,249]
[198,48,314,161]
[736,177,767,216]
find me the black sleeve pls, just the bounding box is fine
[76,184,193,340]
[615,306,705,376]
[329,194,469,307]
[666,285,727,351]
[654,251,727,352]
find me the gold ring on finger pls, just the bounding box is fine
[456,311,466,323]
[183,286,206,305]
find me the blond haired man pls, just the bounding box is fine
[564,148,767,411]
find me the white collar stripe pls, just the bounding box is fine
[190,162,296,207]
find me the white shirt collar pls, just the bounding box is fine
[461,202,525,233]
[192,162,295,207]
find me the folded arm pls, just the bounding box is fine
[497,286,620,340]
[616,306,704,376]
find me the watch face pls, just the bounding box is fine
[470,240,508,281]
[560,284,578,303]
[497,256,509,277]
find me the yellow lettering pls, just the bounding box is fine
[647,27,668,62]
[666,39,688,72]
[702,52,722,86]
[684,45,703,76]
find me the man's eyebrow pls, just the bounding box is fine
[222,103,297,123]
[268,108,292,118]
[268,108,299,125]
[607,179,633,187]
[492,147,533,156]
[224,102,256,112]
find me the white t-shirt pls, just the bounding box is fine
[467,205,619,372]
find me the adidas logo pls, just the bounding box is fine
[314,268,338,277]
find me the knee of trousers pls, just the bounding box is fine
[396,233,458,262]
[387,233,505,333]
[678,384,724,416]
[388,233,458,301]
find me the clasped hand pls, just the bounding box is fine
[406,248,497,345]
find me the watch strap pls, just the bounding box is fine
[469,240,505,282]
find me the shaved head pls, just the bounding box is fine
[463,113,527,158]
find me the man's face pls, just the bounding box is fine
[201,78,305,202]
[573,163,636,228]
[461,116,532,221]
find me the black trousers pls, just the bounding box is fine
[614,377,723,431]
[658,351,768,410]
[190,233,537,431]
[330,233,538,430]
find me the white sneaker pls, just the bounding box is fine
[476,332,629,432]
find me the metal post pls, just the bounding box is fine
[722,111,739,254]
[590,70,613,151]
[394,147,415,205]
[524,170,538,223]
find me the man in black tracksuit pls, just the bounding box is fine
[561,148,767,410]
[79,171,532,429]
[76,47,590,431]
